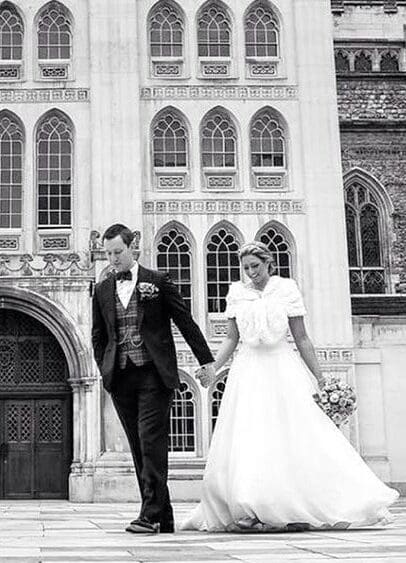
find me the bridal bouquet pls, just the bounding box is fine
[314,376,357,427]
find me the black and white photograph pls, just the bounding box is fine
[0,0,405,561]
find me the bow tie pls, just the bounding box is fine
[116,270,132,281]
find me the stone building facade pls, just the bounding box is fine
[0,0,404,502]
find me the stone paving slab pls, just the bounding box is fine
[0,500,404,562]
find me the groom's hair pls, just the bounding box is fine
[102,223,134,247]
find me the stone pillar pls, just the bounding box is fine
[88,0,143,232]
[69,380,98,502]
[294,0,353,347]
[293,1,358,447]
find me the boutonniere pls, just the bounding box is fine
[137,282,159,301]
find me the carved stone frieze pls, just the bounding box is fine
[0,253,93,278]
[0,88,89,103]
[143,199,305,215]
[140,85,298,101]
[316,349,354,363]
[0,236,19,250]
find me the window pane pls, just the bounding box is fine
[36,113,73,228]
[37,5,72,60]
[149,3,183,58]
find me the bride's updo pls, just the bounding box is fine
[239,241,276,274]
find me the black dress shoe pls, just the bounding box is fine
[126,518,160,534]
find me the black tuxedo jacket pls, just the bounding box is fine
[92,265,214,392]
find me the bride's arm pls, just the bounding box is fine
[213,318,240,374]
[288,316,325,388]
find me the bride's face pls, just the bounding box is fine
[241,254,270,287]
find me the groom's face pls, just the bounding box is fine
[104,234,134,273]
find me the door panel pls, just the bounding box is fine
[0,309,72,499]
[3,401,34,499]
[0,397,71,499]
[35,400,70,499]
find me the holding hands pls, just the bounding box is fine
[195,363,217,388]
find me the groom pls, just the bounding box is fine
[92,224,215,533]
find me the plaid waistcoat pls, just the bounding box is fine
[115,289,151,369]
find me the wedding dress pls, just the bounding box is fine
[181,276,399,532]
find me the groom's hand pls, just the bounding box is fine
[195,363,216,388]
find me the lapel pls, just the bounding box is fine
[136,264,151,328]
[100,275,116,329]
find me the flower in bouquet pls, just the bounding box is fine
[314,376,357,427]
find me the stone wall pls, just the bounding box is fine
[338,79,406,122]
[339,128,406,285]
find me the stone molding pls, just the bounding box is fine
[143,199,305,215]
[0,253,93,278]
[140,85,298,101]
[0,285,92,385]
[0,88,90,103]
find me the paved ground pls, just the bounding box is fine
[0,499,405,563]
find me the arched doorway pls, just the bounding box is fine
[0,309,72,499]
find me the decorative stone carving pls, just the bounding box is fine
[140,85,298,101]
[39,235,70,251]
[0,65,20,80]
[254,174,285,190]
[0,88,89,103]
[248,62,278,78]
[176,350,197,365]
[209,319,228,338]
[0,237,19,250]
[0,253,93,278]
[156,175,186,190]
[40,65,68,79]
[153,62,182,77]
[206,175,234,189]
[316,349,354,363]
[201,62,230,77]
[143,199,305,215]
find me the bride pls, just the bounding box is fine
[181,241,399,532]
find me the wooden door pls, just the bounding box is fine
[0,310,72,499]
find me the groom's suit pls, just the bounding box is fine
[92,263,214,529]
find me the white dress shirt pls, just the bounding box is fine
[116,262,139,310]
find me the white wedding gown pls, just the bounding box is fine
[181,276,399,532]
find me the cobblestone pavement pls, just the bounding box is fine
[0,499,405,562]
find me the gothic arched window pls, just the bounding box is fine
[334,50,350,73]
[156,227,192,310]
[169,379,196,453]
[251,110,285,168]
[206,227,240,313]
[245,3,279,58]
[0,112,23,228]
[0,3,23,61]
[153,111,188,168]
[37,2,72,60]
[380,51,399,72]
[197,3,231,58]
[354,51,372,73]
[201,110,236,168]
[149,2,183,58]
[345,182,385,294]
[257,225,292,278]
[36,112,73,228]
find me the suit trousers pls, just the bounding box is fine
[111,360,174,525]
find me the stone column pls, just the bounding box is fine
[88,0,143,231]
[293,0,353,347]
[293,1,358,446]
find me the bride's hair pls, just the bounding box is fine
[239,241,276,274]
